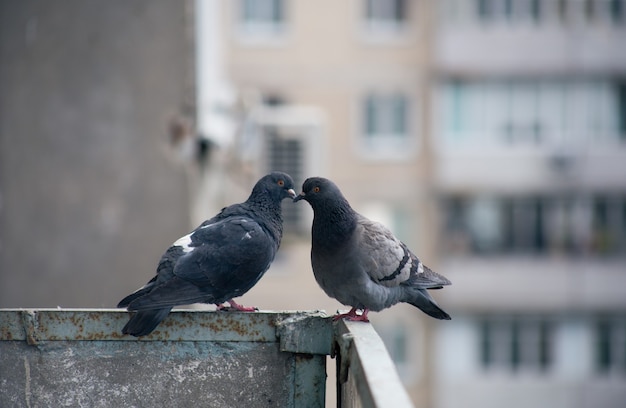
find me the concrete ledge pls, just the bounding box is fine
[0,308,414,407]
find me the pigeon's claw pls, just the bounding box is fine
[333,307,370,322]
[218,299,258,312]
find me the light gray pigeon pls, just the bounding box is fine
[118,172,296,336]
[294,177,451,322]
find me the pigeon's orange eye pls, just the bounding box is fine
[313,186,320,193]
[278,180,284,186]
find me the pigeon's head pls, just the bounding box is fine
[293,177,348,209]
[254,171,297,201]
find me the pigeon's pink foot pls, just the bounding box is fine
[333,308,370,322]
[217,299,258,312]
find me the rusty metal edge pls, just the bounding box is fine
[0,308,327,343]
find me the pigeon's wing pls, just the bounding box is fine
[176,216,276,291]
[406,263,451,289]
[353,217,413,287]
[127,216,276,310]
[354,216,450,289]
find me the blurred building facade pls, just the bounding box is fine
[212,0,626,407]
[433,1,626,407]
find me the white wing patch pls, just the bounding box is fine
[417,261,424,274]
[241,232,252,240]
[173,233,194,253]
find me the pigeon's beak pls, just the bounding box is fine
[287,189,297,199]
[293,192,305,203]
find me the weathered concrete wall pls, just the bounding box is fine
[0,1,193,307]
[0,309,420,407]
[0,310,331,408]
[2,341,293,407]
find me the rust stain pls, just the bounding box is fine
[2,310,285,342]
[295,354,315,362]
[0,327,13,340]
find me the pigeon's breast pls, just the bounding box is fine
[310,236,374,307]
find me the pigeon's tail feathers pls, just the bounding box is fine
[117,284,154,308]
[126,278,213,310]
[408,264,452,289]
[406,288,451,320]
[122,307,172,337]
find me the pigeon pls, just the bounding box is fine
[294,177,451,322]
[117,171,296,336]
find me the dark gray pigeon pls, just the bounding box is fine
[294,177,451,322]
[117,172,296,336]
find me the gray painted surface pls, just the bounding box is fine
[0,309,414,407]
[336,320,416,408]
[2,341,292,407]
[0,1,193,307]
[0,310,333,408]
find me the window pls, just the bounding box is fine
[443,196,546,254]
[466,197,504,253]
[238,0,286,38]
[477,0,492,22]
[557,0,568,23]
[504,82,542,144]
[441,194,626,256]
[363,0,408,33]
[618,82,626,140]
[440,80,626,149]
[361,92,413,157]
[595,317,626,374]
[442,0,626,27]
[502,197,546,253]
[442,197,471,253]
[584,0,595,22]
[592,196,626,254]
[611,0,625,24]
[530,0,541,22]
[479,316,553,373]
[574,0,626,25]
[474,0,543,25]
[264,128,304,234]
